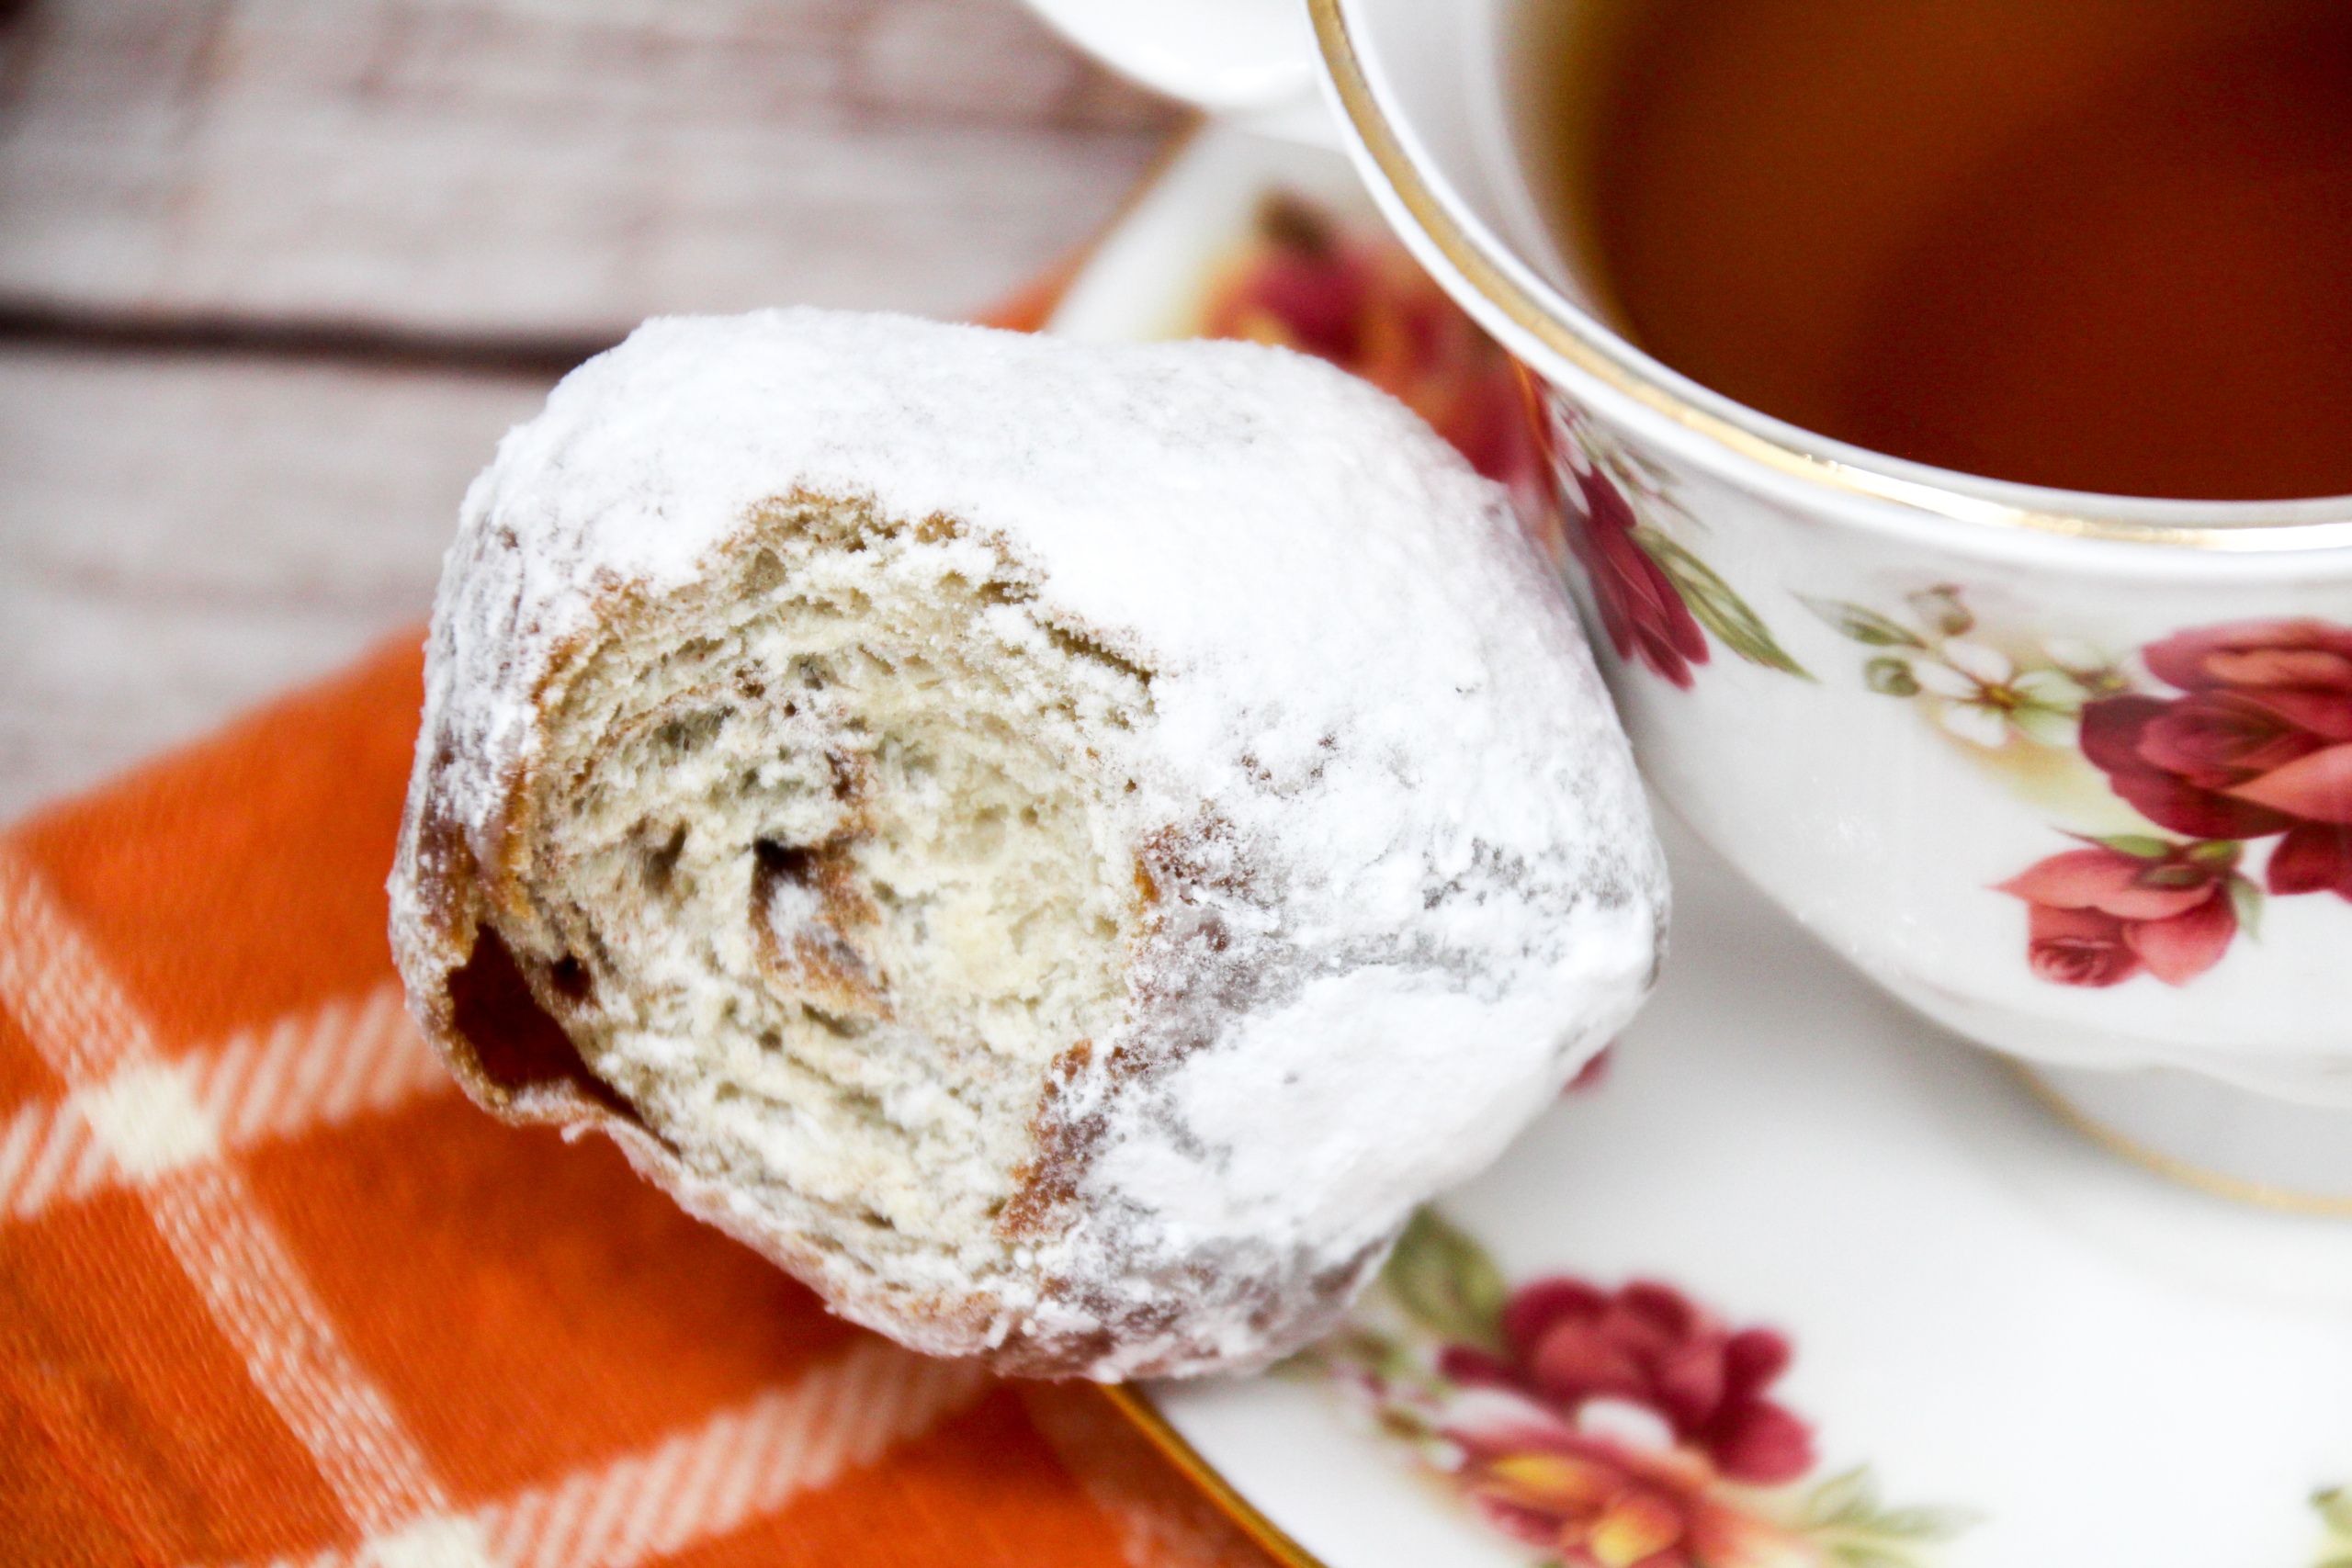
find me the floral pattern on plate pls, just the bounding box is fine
[2315,1488,2352,1568]
[1294,1210,1974,1568]
[1811,593,2352,987]
[1187,191,1809,694]
[1192,189,1535,499]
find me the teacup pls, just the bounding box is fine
[1026,0,2352,1205]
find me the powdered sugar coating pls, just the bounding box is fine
[401,309,1665,1375]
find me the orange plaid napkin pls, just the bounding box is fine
[1,630,1289,1568]
[0,273,1291,1568]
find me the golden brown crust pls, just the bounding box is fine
[996,1039,1098,1243]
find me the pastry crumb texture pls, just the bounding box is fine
[390,308,1666,1379]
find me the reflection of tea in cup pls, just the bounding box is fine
[1525,0,2352,501]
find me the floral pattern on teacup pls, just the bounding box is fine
[1546,403,1810,689]
[1812,592,2352,987]
[1295,1209,1974,1568]
[1797,588,2129,751]
[2084,621,2352,894]
[1186,192,2352,997]
[1995,838,2256,988]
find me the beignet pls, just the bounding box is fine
[389,309,1664,1378]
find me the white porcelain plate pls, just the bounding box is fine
[1054,124,2352,1568]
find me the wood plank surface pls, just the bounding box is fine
[0,345,551,820]
[0,0,1184,820]
[0,0,1180,333]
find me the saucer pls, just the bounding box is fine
[1054,123,2352,1568]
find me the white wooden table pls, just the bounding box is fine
[0,0,1181,821]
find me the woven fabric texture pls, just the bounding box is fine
[0,628,1294,1568]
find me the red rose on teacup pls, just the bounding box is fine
[1996,841,2243,987]
[2080,620,2352,896]
[1562,463,1711,691]
[1439,1277,1812,1485]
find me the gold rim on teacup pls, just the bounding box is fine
[1308,0,2352,554]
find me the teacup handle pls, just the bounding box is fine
[1022,0,1340,145]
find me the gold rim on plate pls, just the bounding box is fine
[1307,0,2352,553]
[1100,1382,1336,1568]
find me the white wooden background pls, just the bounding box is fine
[0,0,1182,821]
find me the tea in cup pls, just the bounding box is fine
[1534,0,2352,502]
